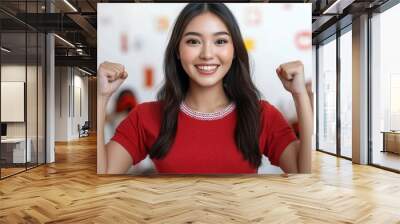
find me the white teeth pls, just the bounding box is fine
[196,65,218,71]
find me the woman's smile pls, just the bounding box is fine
[194,64,220,75]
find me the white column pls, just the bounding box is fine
[46,33,55,163]
[352,14,369,164]
[45,0,56,163]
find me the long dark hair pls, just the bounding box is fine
[149,3,262,168]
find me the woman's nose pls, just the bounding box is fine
[199,42,214,60]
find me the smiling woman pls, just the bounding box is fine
[178,12,234,89]
[97,3,313,175]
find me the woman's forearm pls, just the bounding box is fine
[97,95,109,174]
[292,92,313,173]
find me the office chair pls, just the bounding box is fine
[79,121,90,138]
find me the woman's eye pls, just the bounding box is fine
[215,39,228,45]
[186,39,200,45]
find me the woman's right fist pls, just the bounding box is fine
[98,61,128,97]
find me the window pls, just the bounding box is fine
[370,2,400,171]
[317,37,337,155]
[339,28,352,158]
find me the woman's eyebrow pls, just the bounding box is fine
[183,31,230,37]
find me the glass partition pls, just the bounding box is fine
[339,28,352,158]
[1,31,28,178]
[317,36,337,155]
[370,3,400,171]
[0,1,46,179]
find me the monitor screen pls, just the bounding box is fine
[1,123,7,137]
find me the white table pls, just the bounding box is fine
[1,138,31,163]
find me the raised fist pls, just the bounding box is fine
[276,60,307,95]
[98,61,128,97]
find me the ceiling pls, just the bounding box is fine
[0,0,392,74]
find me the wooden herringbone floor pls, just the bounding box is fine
[1,135,400,224]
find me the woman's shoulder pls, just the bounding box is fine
[120,101,163,132]
[136,100,163,111]
[258,99,282,118]
[128,100,163,120]
[258,99,273,111]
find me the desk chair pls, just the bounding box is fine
[78,121,90,138]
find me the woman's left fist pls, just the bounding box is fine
[276,60,307,95]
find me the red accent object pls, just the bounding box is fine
[116,93,137,113]
[157,16,169,32]
[121,32,128,53]
[294,31,312,51]
[144,67,154,88]
[111,100,297,174]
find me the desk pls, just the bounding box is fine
[381,131,400,154]
[1,138,31,163]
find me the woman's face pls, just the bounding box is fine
[178,12,234,89]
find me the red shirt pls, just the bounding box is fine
[111,100,297,174]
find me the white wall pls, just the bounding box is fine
[54,67,89,141]
[72,72,89,138]
[1,65,26,139]
[55,67,68,141]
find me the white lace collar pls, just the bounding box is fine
[180,101,236,121]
